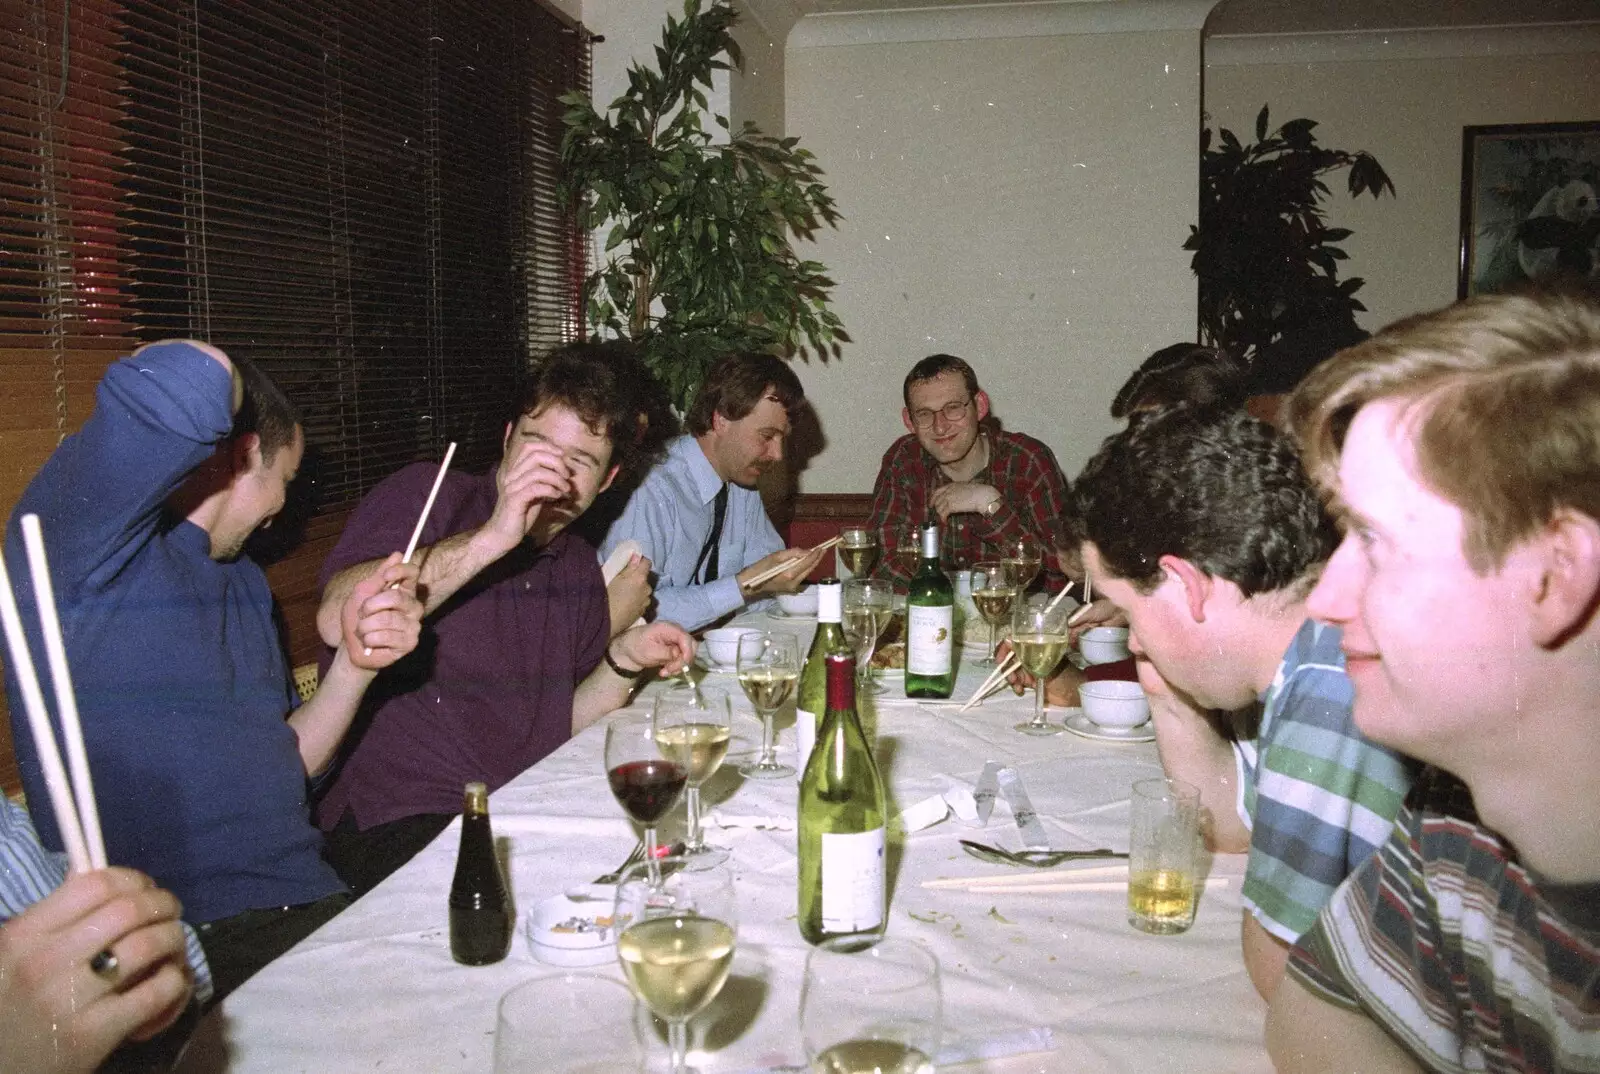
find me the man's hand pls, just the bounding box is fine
[0,868,194,1074]
[737,545,828,598]
[479,439,576,555]
[611,621,696,678]
[930,481,1000,521]
[606,553,653,638]
[997,637,1086,704]
[1066,598,1126,645]
[342,552,424,671]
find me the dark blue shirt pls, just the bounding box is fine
[4,341,342,922]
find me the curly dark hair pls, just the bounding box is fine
[513,340,675,481]
[683,352,805,437]
[1073,406,1337,596]
[230,352,302,464]
[1110,343,1249,421]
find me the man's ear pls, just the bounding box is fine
[598,463,621,497]
[902,407,915,435]
[974,390,991,423]
[1528,508,1600,648]
[230,432,262,476]
[1159,555,1212,624]
[501,421,514,453]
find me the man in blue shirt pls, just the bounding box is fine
[595,353,827,631]
[4,339,423,1000]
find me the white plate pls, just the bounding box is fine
[765,606,817,623]
[695,652,739,674]
[1062,708,1155,743]
[526,893,616,967]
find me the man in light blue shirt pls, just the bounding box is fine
[597,353,826,631]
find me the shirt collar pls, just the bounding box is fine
[676,434,725,506]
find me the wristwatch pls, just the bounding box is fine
[983,496,1003,519]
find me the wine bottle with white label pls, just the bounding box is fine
[797,651,886,947]
[904,521,955,698]
[796,578,848,770]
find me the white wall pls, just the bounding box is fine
[786,18,1206,492]
[1205,26,1600,334]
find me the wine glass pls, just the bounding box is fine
[842,578,895,695]
[800,937,942,1074]
[614,859,739,1074]
[1010,596,1072,736]
[736,631,799,779]
[606,712,688,885]
[967,560,1018,668]
[654,683,733,869]
[838,526,881,580]
[494,973,643,1073]
[886,519,920,585]
[1002,534,1042,595]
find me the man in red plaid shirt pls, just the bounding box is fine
[866,354,1071,589]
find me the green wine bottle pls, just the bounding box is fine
[798,651,887,946]
[904,521,955,698]
[796,578,848,772]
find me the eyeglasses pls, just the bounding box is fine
[909,399,973,429]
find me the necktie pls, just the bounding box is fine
[694,483,729,584]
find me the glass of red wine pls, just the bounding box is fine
[605,712,688,887]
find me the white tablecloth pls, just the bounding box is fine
[178,611,1270,1073]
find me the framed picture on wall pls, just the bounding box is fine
[1458,120,1600,298]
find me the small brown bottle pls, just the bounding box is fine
[448,781,511,965]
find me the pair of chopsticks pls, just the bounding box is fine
[0,515,106,873]
[741,535,842,589]
[922,865,1229,895]
[957,583,1096,713]
[363,442,456,655]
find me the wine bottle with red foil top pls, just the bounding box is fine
[449,781,512,965]
[797,651,887,947]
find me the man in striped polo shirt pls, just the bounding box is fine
[1268,288,1600,1072]
[1073,406,1415,1000]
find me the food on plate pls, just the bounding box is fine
[870,642,906,670]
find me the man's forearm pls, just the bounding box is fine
[317,527,510,645]
[288,647,375,775]
[572,656,642,731]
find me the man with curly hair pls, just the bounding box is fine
[1073,406,1414,1001]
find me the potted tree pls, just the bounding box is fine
[1185,106,1395,394]
[559,0,846,413]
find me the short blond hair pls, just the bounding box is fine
[1289,285,1600,572]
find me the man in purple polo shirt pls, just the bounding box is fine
[313,343,694,893]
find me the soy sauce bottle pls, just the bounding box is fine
[448,781,512,965]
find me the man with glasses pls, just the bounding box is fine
[866,353,1070,587]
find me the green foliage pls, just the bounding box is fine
[1184,106,1395,393]
[559,0,846,412]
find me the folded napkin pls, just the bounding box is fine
[895,781,980,833]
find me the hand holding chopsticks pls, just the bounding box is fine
[740,536,841,590]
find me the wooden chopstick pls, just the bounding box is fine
[742,535,842,588]
[922,863,1128,889]
[367,441,455,654]
[0,515,105,873]
[957,652,1020,713]
[930,876,1229,895]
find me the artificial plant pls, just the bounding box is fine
[559,0,845,412]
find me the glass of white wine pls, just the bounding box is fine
[838,526,881,580]
[800,936,942,1074]
[736,631,800,779]
[1001,534,1042,594]
[967,560,1018,668]
[1011,597,1071,736]
[842,578,895,695]
[614,860,738,1074]
[654,683,733,869]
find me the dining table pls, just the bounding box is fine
[176,605,1272,1074]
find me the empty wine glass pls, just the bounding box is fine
[967,560,1018,668]
[494,973,642,1073]
[1002,534,1042,595]
[838,526,881,580]
[605,712,688,885]
[736,632,799,779]
[801,937,942,1074]
[614,860,739,1074]
[1011,597,1072,736]
[842,578,895,695]
[654,683,733,868]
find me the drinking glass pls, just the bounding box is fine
[614,860,738,1074]
[736,632,799,779]
[606,712,688,885]
[800,937,942,1074]
[654,683,733,869]
[967,560,1017,668]
[1127,777,1202,935]
[493,973,643,1073]
[886,519,920,585]
[842,578,895,696]
[1010,597,1071,736]
[838,526,881,580]
[1001,534,1042,595]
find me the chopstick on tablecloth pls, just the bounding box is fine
[741,535,842,589]
[926,874,1230,895]
[922,863,1131,888]
[0,515,106,873]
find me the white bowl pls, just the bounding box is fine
[1078,626,1131,665]
[775,586,819,617]
[703,627,759,667]
[1079,679,1150,729]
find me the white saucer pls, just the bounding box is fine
[1062,708,1155,743]
[695,653,739,674]
[526,893,616,967]
[766,606,817,623]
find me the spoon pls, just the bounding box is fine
[959,839,1128,869]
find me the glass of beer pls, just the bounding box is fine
[1127,777,1202,935]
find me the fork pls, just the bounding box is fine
[591,841,647,885]
[959,839,1128,869]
